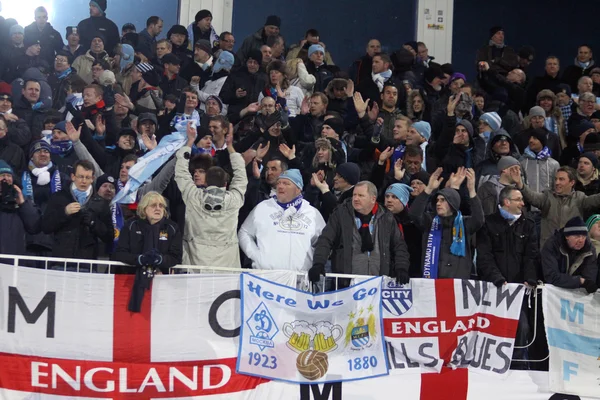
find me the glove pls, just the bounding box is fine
[103,85,115,109]
[582,279,598,294]
[308,264,325,284]
[493,278,506,288]
[137,252,154,267]
[525,279,538,288]
[80,210,95,227]
[396,270,410,285]
[148,248,163,266]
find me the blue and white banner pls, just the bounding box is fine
[544,284,600,398]
[237,273,388,384]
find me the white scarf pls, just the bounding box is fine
[371,70,392,91]
[31,163,53,185]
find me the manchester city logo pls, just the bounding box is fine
[381,280,413,316]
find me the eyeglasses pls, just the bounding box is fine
[55,57,68,63]
[147,203,166,209]
[509,198,524,202]
[74,175,93,181]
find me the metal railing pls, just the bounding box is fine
[1,254,547,367]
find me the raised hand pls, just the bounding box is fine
[279,143,296,160]
[256,141,270,161]
[378,146,393,164]
[190,76,201,86]
[367,100,379,121]
[65,121,81,143]
[142,134,157,151]
[115,93,134,110]
[311,172,329,193]
[186,121,196,146]
[345,79,355,97]
[252,158,261,179]
[394,159,405,181]
[447,94,461,116]
[84,119,95,131]
[353,92,369,118]
[301,96,310,115]
[425,167,444,194]
[466,168,477,196]
[95,114,106,136]
[447,166,467,189]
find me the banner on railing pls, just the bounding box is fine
[544,284,600,398]
[237,273,387,383]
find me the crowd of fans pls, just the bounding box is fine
[1,1,600,350]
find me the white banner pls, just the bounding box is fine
[237,273,388,384]
[380,277,525,375]
[544,284,600,398]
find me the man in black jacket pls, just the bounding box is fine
[41,159,113,259]
[77,0,120,56]
[23,7,64,68]
[349,39,381,87]
[309,180,409,286]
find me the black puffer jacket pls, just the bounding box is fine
[220,67,268,124]
[112,217,183,274]
[0,199,42,255]
[0,135,27,175]
[477,211,539,284]
[542,229,597,289]
[41,187,113,259]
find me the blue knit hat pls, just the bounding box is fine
[308,44,325,58]
[0,160,14,176]
[9,25,24,36]
[54,121,67,134]
[412,121,431,141]
[278,169,303,190]
[480,111,502,132]
[29,140,52,158]
[386,183,413,207]
[213,51,235,73]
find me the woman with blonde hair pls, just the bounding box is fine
[112,191,182,275]
[286,58,316,96]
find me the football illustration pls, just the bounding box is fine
[296,350,329,380]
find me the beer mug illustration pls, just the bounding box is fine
[313,321,343,353]
[283,321,315,353]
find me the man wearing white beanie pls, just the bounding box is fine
[407,120,431,171]
[478,111,502,144]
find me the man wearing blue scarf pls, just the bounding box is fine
[409,167,484,279]
[42,159,113,259]
[48,50,81,111]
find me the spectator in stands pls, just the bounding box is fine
[153,39,172,69]
[586,214,600,261]
[311,161,360,222]
[560,120,596,167]
[220,50,267,124]
[306,44,339,93]
[260,44,272,70]
[526,56,563,110]
[542,216,598,293]
[191,51,234,113]
[77,0,120,57]
[48,51,80,111]
[258,60,304,117]
[409,167,484,279]
[477,186,538,287]
[24,6,64,68]
[475,130,520,187]
[0,115,26,175]
[129,63,162,115]
[286,58,316,96]
[72,34,113,84]
[112,191,182,274]
[238,15,281,63]
[0,86,32,150]
[310,180,408,284]
[181,39,213,83]
[575,152,600,197]
[514,166,600,249]
[166,25,193,68]
[291,92,327,146]
[159,53,187,99]
[42,159,113,259]
[477,61,526,115]
[476,26,518,74]
[515,106,563,160]
[0,160,41,255]
[9,38,46,80]
[349,39,381,87]
[562,45,596,94]
[175,121,247,267]
[63,26,86,59]
[268,35,285,62]
[240,169,325,271]
[478,156,521,215]
[187,10,219,51]
[138,16,163,60]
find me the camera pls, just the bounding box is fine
[0,181,18,210]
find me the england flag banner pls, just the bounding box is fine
[237,273,388,384]
[0,263,295,399]
[543,284,600,398]
[381,277,525,375]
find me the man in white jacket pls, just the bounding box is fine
[239,169,325,272]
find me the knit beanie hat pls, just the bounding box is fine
[336,162,360,186]
[386,183,413,207]
[489,26,503,38]
[90,0,107,13]
[308,44,325,58]
[449,72,466,83]
[29,140,52,159]
[529,128,548,147]
[206,95,223,112]
[54,121,67,134]
[563,216,588,237]
[555,83,572,97]
[570,120,595,139]
[213,51,234,73]
[412,121,431,141]
[529,106,545,119]
[579,152,599,168]
[247,49,263,65]
[0,160,14,176]
[264,15,281,28]
[322,117,344,137]
[195,9,213,22]
[586,214,600,232]
[195,39,213,56]
[497,156,520,172]
[480,112,502,132]
[278,169,303,190]
[9,25,24,36]
[135,63,160,86]
[24,37,41,50]
[95,174,116,192]
[410,170,430,185]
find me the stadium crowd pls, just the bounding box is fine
[1,0,600,366]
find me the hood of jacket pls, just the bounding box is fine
[325,78,349,100]
[484,128,520,161]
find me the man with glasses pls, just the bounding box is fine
[42,159,113,259]
[48,51,81,110]
[175,120,248,267]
